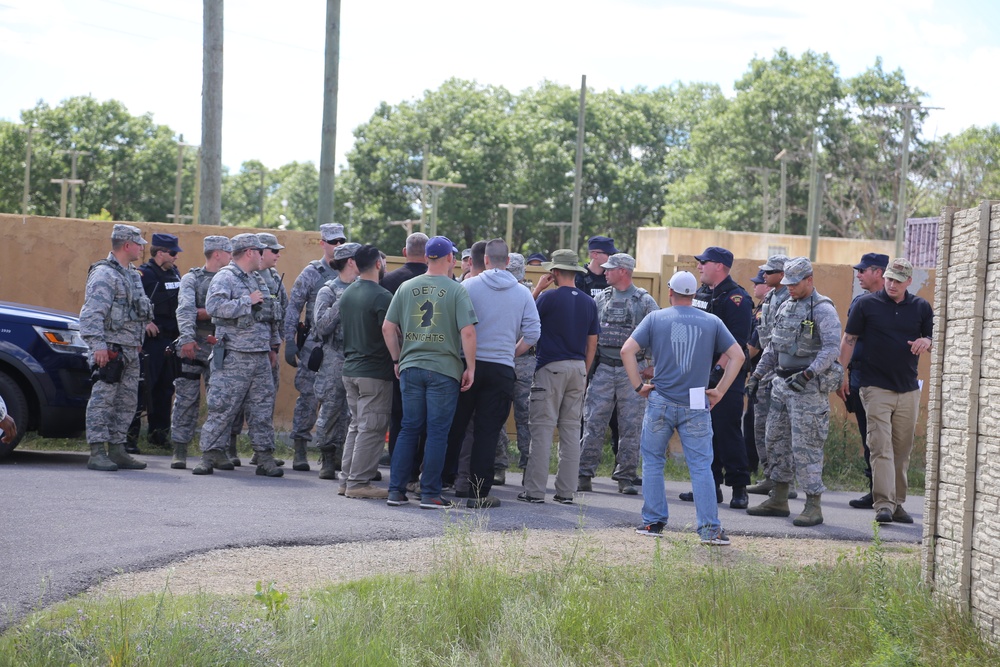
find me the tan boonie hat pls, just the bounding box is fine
[883,258,913,282]
[600,253,636,271]
[203,235,232,253]
[112,224,147,245]
[780,257,813,285]
[542,249,585,273]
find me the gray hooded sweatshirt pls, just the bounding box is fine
[462,268,541,367]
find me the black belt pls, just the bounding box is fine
[775,367,809,379]
[598,356,624,367]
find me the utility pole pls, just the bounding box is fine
[405,178,466,237]
[57,149,91,218]
[879,102,944,257]
[343,202,354,241]
[192,148,202,226]
[418,144,429,232]
[544,221,573,249]
[806,128,820,259]
[317,0,341,229]
[388,219,418,235]
[200,0,223,226]
[746,167,774,233]
[50,179,85,218]
[172,135,197,224]
[570,75,586,254]
[21,125,35,215]
[774,149,788,234]
[497,203,528,248]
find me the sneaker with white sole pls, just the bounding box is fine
[552,495,575,505]
[636,522,665,537]
[419,497,454,510]
[386,491,409,506]
[517,491,545,504]
[700,529,731,546]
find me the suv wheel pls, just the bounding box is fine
[0,371,29,456]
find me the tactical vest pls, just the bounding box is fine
[313,278,351,348]
[758,286,790,350]
[597,287,649,349]
[211,265,274,328]
[89,259,152,331]
[770,292,833,370]
[255,268,284,324]
[189,267,217,338]
[303,259,333,325]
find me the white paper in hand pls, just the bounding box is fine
[689,387,706,410]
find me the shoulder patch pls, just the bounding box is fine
[729,294,744,307]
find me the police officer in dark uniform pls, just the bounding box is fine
[127,233,183,451]
[679,246,753,508]
[575,235,617,297]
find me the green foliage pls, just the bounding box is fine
[253,581,289,622]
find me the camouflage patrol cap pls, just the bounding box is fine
[600,253,636,271]
[231,233,266,252]
[203,235,232,253]
[759,254,789,272]
[111,224,147,245]
[780,257,813,285]
[256,233,284,250]
[320,223,347,242]
[507,252,526,281]
[883,257,913,282]
[333,242,362,260]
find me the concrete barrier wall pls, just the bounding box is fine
[923,202,1000,643]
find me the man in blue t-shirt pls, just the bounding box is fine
[519,249,600,504]
[838,258,933,525]
[621,271,744,545]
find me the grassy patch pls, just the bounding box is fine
[3,530,996,666]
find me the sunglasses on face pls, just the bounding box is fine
[255,248,265,256]
[764,269,781,275]
[158,250,178,257]
[267,248,280,254]
[325,239,346,246]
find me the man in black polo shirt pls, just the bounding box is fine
[838,258,933,524]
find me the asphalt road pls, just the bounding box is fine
[0,448,923,632]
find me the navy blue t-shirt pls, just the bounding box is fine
[844,289,933,393]
[535,285,600,369]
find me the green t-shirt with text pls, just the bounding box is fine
[385,274,478,382]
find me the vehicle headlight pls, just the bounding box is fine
[34,325,90,355]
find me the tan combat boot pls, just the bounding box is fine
[793,493,824,527]
[107,443,147,470]
[746,481,791,517]
[87,443,118,472]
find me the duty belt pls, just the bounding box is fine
[775,366,810,379]
[598,355,624,367]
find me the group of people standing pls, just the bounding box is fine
[78,223,932,543]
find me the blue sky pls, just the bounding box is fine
[2,0,997,172]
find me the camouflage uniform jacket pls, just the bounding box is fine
[312,277,354,351]
[256,267,289,337]
[757,289,841,380]
[207,262,280,353]
[175,267,217,355]
[283,259,337,343]
[756,285,790,351]
[80,252,153,352]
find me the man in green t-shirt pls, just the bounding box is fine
[382,236,478,509]
[339,245,395,499]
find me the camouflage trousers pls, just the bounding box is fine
[290,338,320,441]
[232,357,280,437]
[578,362,645,480]
[511,352,534,466]
[751,377,774,476]
[765,375,830,495]
[199,350,275,452]
[171,360,211,445]
[86,346,140,445]
[314,350,350,453]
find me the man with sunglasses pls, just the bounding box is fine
[283,223,346,468]
[836,252,889,509]
[127,232,183,453]
[80,224,153,471]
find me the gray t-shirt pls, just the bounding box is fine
[629,305,736,406]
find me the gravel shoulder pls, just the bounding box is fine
[89,529,919,601]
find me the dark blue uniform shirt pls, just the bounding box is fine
[694,274,752,390]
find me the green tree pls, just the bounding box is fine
[924,124,1000,212]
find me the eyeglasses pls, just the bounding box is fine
[255,248,265,256]
[764,269,781,275]
[325,238,346,246]
[267,249,280,254]
[158,250,178,257]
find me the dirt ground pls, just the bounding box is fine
[89,529,919,600]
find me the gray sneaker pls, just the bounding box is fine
[701,529,731,546]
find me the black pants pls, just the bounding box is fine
[846,384,872,482]
[128,335,175,445]
[710,388,751,487]
[445,361,515,500]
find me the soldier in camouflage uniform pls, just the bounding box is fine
[80,224,153,471]
[311,242,361,480]
[745,255,791,495]
[283,223,345,465]
[229,232,289,467]
[505,252,536,471]
[193,233,284,477]
[746,257,843,527]
[578,253,659,494]
[169,235,233,469]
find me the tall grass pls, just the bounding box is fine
[3,527,996,666]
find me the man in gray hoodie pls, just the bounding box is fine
[447,238,541,507]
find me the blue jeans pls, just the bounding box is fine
[390,367,460,500]
[640,392,721,539]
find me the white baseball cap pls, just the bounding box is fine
[668,271,698,295]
